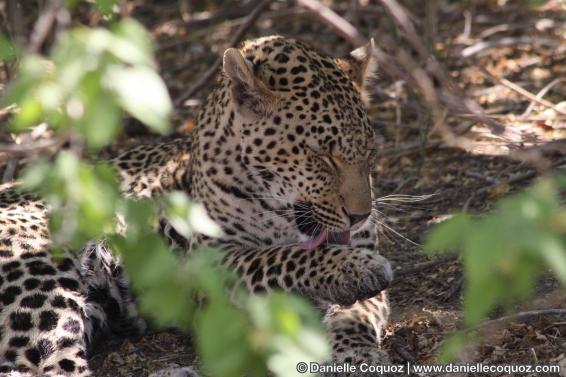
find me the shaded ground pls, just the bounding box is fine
[1,0,566,376]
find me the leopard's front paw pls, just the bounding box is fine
[330,250,392,306]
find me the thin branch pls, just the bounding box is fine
[5,0,26,46]
[159,8,307,53]
[394,255,459,279]
[29,0,61,53]
[376,140,442,158]
[480,68,566,117]
[522,78,566,117]
[295,0,363,43]
[118,0,130,18]
[182,0,264,29]
[462,36,560,58]
[174,0,272,107]
[378,0,429,58]
[424,0,439,51]
[467,309,566,332]
[0,133,69,157]
[2,159,19,183]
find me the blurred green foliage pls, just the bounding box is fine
[1,3,329,376]
[21,153,120,249]
[425,176,566,361]
[4,18,171,147]
[0,33,18,61]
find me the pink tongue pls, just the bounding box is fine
[300,229,328,250]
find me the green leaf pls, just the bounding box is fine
[105,65,171,133]
[437,333,470,363]
[4,55,48,107]
[19,153,120,248]
[63,0,81,9]
[79,90,121,149]
[20,160,51,190]
[248,294,329,377]
[525,0,547,8]
[424,213,472,254]
[463,273,502,325]
[267,331,326,377]
[189,203,222,237]
[0,33,17,61]
[109,19,155,67]
[11,99,44,131]
[120,199,157,238]
[538,234,566,286]
[95,0,119,15]
[196,303,264,377]
[111,233,194,327]
[187,250,233,301]
[165,191,222,238]
[36,82,65,112]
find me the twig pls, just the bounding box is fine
[442,275,464,302]
[522,78,566,117]
[477,24,512,40]
[159,8,307,52]
[2,159,19,183]
[463,171,499,184]
[5,1,25,45]
[462,36,560,58]
[29,0,61,53]
[1,124,57,180]
[378,116,476,159]
[480,68,566,117]
[296,0,363,43]
[424,0,439,51]
[182,0,264,29]
[517,139,566,155]
[461,114,566,121]
[118,0,130,18]
[468,309,566,332]
[0,133,69,157]
[394,254,459,279]
[174,0,272,107]
[429,155,566,208]
[3,1,25,80]
[472,155,566,197]
[461,9,472,40]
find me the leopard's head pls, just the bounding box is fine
[222,36,378,248]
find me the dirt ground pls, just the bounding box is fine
[2,0,566,376]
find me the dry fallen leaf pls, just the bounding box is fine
[487,183,511,199]
[178,119,196,133]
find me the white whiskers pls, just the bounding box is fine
[368,193,434,247]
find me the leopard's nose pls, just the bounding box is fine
[347,212,370,226]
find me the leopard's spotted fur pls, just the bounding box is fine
[0,35,392,376]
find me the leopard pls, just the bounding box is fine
[0,35,393,377]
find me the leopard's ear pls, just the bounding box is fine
[335,39,377,95]
[222,48,278,118]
